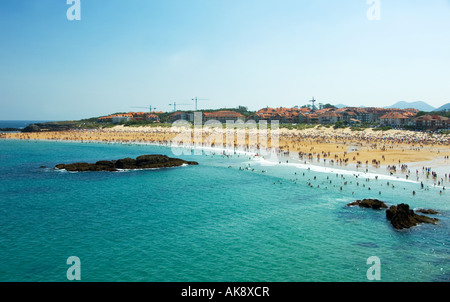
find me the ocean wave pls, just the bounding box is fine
[245,154,418,184]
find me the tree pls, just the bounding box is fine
[333,121,347,129]
[323,104,337,109]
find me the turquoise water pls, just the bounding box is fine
[0,139,448,282]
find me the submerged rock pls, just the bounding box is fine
[347,199,388,210]
[55,155,198,172]
[386,204,439,230]
[416,209,439,215]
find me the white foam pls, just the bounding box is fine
[146,142,421,184]
[252,155,419,184]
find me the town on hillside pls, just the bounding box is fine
[97,102,450,131]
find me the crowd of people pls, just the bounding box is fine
[2,125,449,187]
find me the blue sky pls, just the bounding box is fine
[0,0,449,120]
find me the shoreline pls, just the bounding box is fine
[3,125,449,163]
[1,136,425,185]
[1,125,449,184]
[1,128,449,187]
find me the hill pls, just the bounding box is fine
[386,101,435,111]
[433,103,450,112]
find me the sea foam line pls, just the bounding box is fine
[249,153,420,184]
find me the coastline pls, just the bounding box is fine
[2,125,449,187]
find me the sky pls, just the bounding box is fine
[0,0,449,120]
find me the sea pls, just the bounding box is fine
[0,123,449,282]
[0,120,53,132]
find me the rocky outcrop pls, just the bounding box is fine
[347,199,388,210]
[22,123,78,133]
[22,124,41,133]
[55,155,198,172]
[347,199,441,230]
[416,209,439,215]
[386,204,439,230]
[115,158,137,170]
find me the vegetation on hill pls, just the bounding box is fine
[416,110,450,118]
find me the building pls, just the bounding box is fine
[169,112,195,123]
[412,115,449,130]
[98,115,113,122]
[146,114,160,122]
[203,111,245,123]
[379,112,410,127]
[98,114,133,123]
[130,112,147,120]
[253,107,307,124]
[354,108,370,123]
[318,111,343,124]
[364,108,390,123]
[111,114,133,123]
[98,111,160,123]
[306,113,319,124]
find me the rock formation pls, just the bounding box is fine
[22,124,41,133]
[386,204,439,230]
[22,123,78,132]
[55,155,198,172]
[347,199,440,230]
[347,199,388,210]
[416,209,439,215]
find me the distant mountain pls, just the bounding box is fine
[385,101,435,111]
[334,104,348,109]
[433,103,450,112]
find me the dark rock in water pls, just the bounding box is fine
[95,160,115,167]
[55,155,198,172]
[386,204,439,230]
[63,162,92,172]
[115,158,137,169]
[347,199,388,210]
[135,154,198,169]
[93,161,117,171]
[136,155,170,165]
[416,209,439,215]
[22,124,41,133]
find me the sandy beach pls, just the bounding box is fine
[2,125,450,184]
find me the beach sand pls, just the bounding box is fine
[2,125,450,184]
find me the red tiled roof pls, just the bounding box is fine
[205,111,245,118]
[320,111,342,118]
[414,115,449,121]
[380,112,409,119]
